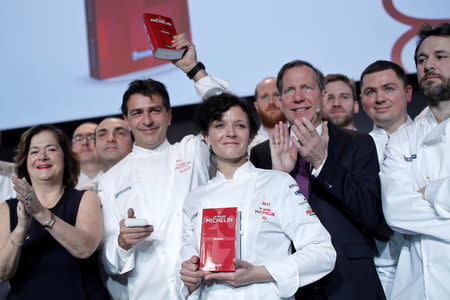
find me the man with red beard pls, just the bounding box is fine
[249,77,286,149]
[324,74,359,130]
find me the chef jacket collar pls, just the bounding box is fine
[214,160,255,181]
[372,115,413,136]
[132,139,170,154]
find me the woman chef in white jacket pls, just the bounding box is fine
[178,93,336,299]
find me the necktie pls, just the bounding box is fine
[295,158,310,201]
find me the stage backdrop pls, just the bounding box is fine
[0,0,448,130]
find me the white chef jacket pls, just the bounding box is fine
[77,178,99,193]
[99,136,210,300]
[380,110,450,300]
[414,106,429,121]
[76,169,103,189]
[76,176,128,300]
[179,161,336,300]
[370,116,413,163]
[370,116,413,299]
[0,161,15,203]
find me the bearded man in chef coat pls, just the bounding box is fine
[380,22,450,300]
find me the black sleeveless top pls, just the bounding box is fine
[6,188,110,300]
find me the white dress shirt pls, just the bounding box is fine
[75,169,103,189]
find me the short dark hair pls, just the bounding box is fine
[325,73,357,100]
[15,124,79,188]
[414,23,450,65]
[196,93,260,138]
[277,60,325,94]
[360,60,408,88]
[72,121,97,139]
[95,117,131,140]
[121,79,171,116]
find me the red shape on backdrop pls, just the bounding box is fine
[383,0,450,70]
[85,0,191,80]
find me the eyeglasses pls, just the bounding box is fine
[72,135,95,144]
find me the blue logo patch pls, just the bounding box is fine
[114,186,131,199]
[403,154,417,162]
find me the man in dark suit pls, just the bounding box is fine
[250,60,392,300]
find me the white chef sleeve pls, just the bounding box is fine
[264,175,336,298]
[425,177,450,218]
[194,75,229,100]
[381,132,450,241]
[99,180,136,275]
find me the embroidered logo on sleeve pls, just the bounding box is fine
[114,186,131,199]
[175,159,192,173]
[255,201,275,220]
[403,154,417,162]
[305,204,316,216]
[294,189,302,196]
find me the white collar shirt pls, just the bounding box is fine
[370,116,413,163]
[76,169,103,188]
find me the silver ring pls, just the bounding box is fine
[25,194,31,201]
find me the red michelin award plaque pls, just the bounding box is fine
[142,13,185,60]
[200,207,241,272]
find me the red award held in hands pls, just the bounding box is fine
[142,13,185,60]
[200,207,241,272]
